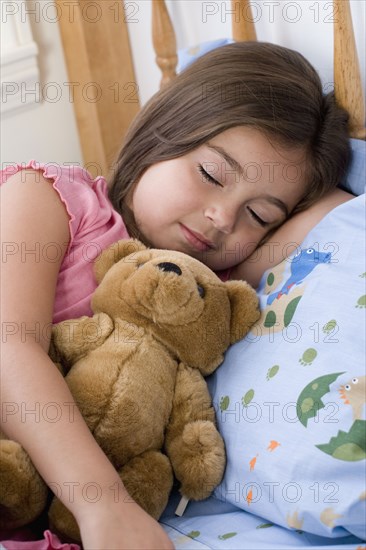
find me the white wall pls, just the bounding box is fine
[0,0,83,167]
[1,0,365,167]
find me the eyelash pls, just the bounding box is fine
[198,165,222,186]
[247,207,268,227]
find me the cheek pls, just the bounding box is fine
[131,175,173,224]
[278,170,308,209]
[131,177,153,213]
[131,181,190,233]
[203,233,261,271]
[133,165,198,211]
[228,233,260,263]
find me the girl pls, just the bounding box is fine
[1,42,352,549]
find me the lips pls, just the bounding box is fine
[180,224,215,252]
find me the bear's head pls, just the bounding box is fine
[92,239,260,375]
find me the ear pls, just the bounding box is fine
[225,281,260,344]
[94,239,147,283]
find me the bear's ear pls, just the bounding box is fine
[225,281,260,344]
[94,239,147,283]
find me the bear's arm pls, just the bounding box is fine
[50,313,114,369]
[165,363,225,501]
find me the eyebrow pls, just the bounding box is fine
[207,143,245,179]
[206,143,289,218]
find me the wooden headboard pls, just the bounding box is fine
[152,0,365,139]
[57,0,365,176]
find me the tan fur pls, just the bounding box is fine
[0,239,259,540]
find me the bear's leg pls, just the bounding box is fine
[119,450,174,519]
[167,420,225,500]
[0,440,48,528]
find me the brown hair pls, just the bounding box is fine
[109,42,350,237]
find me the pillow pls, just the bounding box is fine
[341,139,366,196]
[177,38,234,73]
[208,193,366,540]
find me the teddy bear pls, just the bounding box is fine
[0,239,260,541]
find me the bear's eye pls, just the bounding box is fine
[197,284,205,298]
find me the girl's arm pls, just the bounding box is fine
[1,170,173,550]
[230,188,353,287]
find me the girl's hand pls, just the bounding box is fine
[78,493,174,550]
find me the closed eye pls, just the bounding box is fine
[247,207,269,227]
[198,165,222,187]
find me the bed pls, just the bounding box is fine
[1,1,365,549]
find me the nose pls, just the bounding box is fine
[157,262,182,276]
[204,205,236,234]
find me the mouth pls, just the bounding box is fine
[179,224,216,252]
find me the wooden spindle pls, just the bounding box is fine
[56,0,140,176]
[152,0,178,88]
[232,0,257,42]
[333,0,365,139]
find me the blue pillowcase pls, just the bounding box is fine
[342,139,366,196]
[177,38,234,73]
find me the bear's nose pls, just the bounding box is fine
[157,262,182,276]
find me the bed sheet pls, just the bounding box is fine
[160,493,365,550]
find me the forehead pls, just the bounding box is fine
[210,126,306,168]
